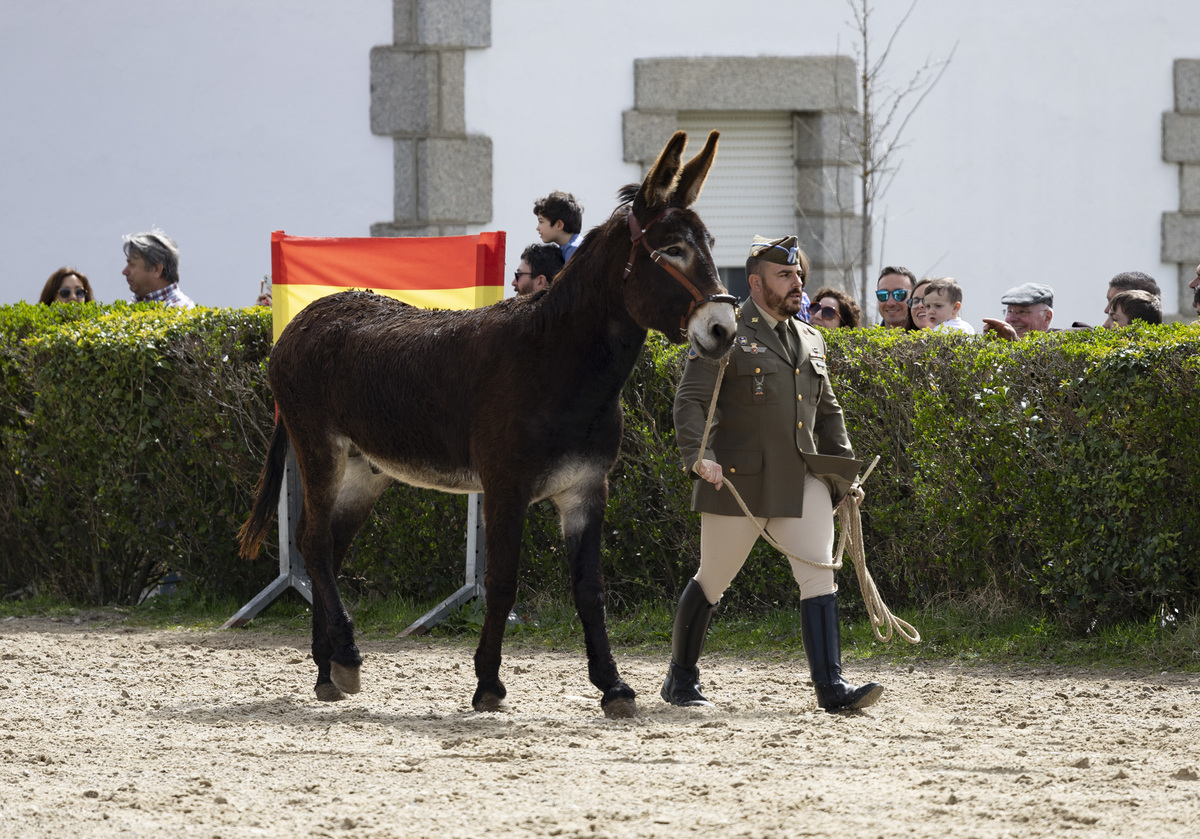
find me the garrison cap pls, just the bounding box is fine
[749,235,800,265]
[1000,282,1054,307]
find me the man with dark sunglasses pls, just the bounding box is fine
[876,266,915,328]
[512,242,564,296]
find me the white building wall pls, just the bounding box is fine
[0,0,393,308]
[468,0,1198,326]
[2,0,1197,326]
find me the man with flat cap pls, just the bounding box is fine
[982,282,1055,340]
[662,234,884,713]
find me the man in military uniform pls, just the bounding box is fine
[662,235,884,713]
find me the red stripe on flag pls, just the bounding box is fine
[271,231,505,291]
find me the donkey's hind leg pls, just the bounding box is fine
[555,474,638,719]
[291,435,368,699]
[310,450,392,701]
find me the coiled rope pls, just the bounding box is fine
[694,355,920,645]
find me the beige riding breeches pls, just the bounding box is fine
[694,473,837,603]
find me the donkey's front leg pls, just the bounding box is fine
[557,478,638,719]
[471,490,528,713]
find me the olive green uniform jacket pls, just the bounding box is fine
[673,299,860,518]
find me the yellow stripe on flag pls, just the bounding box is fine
[272,283,504,342]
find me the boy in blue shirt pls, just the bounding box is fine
[534,191,585,262]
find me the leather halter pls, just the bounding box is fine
[623,207,738,331]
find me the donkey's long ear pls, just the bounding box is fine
[673,130,719,209]
[633,131,687,216]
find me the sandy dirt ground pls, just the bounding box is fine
[1,613,1198,839]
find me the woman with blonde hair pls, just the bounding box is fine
[39,267,94,305]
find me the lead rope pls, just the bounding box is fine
[695,355,920,645]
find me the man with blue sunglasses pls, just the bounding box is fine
[875,266,916,328]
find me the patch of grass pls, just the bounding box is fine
[4,588,1197,673]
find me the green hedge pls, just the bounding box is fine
[1,303,275,603]
[2,302,1197,625]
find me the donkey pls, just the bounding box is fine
[237,131,736,719]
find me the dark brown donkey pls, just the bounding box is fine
[238,131,736,718]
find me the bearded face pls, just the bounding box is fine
[752,262,804,320]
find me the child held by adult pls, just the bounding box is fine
[922,277,975,334]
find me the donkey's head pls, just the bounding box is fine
[621,131,737,359]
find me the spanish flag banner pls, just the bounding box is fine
[270,230,506,342]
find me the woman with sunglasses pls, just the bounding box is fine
[905,277,933,329]
[39,267,95,305]
[807,286,861,329]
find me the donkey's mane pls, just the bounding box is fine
[503,203,633,340]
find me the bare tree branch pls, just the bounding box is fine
[832,0,955,311]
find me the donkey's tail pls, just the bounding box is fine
[237,419,290,559]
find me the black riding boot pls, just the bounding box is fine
[661,579,719,706]
[799,593,884,713]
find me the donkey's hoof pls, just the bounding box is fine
[601,682,639,719]
[602,697,639,719]
[330,661,362,695]
[472,692,511,713]
[315,681,348,702]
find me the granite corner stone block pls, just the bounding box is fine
[1161,212,1200,262]
[417,136,493,223]
[416,0,490,48]
[370,47,438,135]
[1175,59,1200,114]
[1163,113,1200,163]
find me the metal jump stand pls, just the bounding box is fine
[222,445,312,629]
[398,493,485,636]
[222,443,486,633]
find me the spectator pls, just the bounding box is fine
[1190,262,1200,317]
[534,191,586,262]
[807,286,861,329]
[982,282,1055,340]
[1103,271,1159,328]
[875,266,915,328]
[39,267,94,305]
[122,229,195,308]
[512,243,564,296]
[255,275,272,307]
[1107,290,1162,327]
[906,277,933,330]
[924,277,975,334]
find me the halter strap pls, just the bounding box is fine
[623,207,737,330]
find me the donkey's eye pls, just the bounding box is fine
[665,246,684,257]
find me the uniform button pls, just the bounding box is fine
[729,467,737,474]
[797,421,803,429]
[797,394,802,401]
[795,367,800,374]
[755,367,761,374]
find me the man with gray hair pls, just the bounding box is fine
[982,282,1055,340]
[122,229,195,308]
